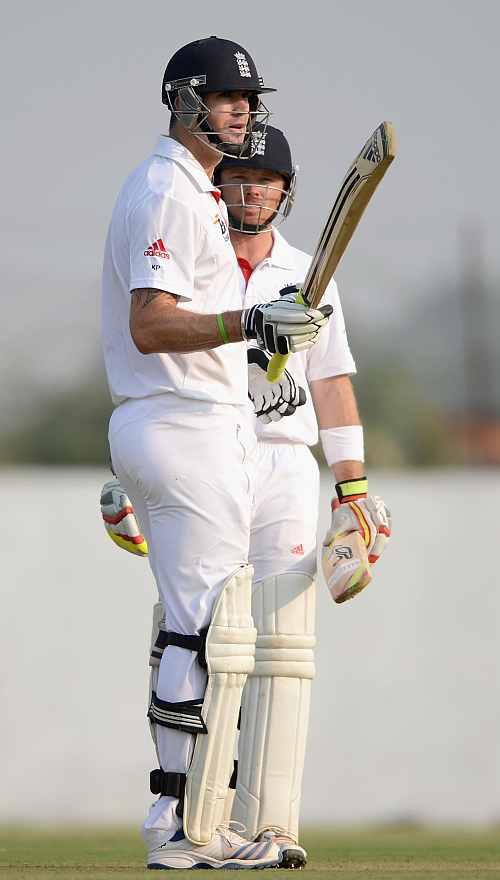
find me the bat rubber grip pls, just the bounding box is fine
[266,352,290,383]
[265,290,303,382]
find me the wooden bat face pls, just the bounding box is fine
[303,121,396,308]
[266,121,396,382]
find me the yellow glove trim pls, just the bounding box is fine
[105,527,149,557]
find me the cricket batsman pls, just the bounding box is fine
[101,38,332,871]
[102,123,390,868]
[214,126,391,866]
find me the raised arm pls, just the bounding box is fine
[129,287,331,356]
[129,288,243,353]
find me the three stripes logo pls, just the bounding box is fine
[148,692,207,734]
[144,238,170,259]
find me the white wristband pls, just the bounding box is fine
[319,425,364,466]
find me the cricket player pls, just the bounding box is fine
[101,38,333,871]
[214,126,391,866]
[102,124,391,869]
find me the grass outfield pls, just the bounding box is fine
[0,826,499,878]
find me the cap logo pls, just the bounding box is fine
[234,51,251,78]
[252,130,266,155]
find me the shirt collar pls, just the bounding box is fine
[153,135,219,195]
[262,227,295,269]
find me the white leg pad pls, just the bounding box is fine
[232,573,316,841]
[184,565,256,845]
[148,600,166,756]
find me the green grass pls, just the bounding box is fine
[0,826,499,878]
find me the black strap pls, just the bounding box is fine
[148,692,208,735]
[153,628,208,669]
[150,769,186,798]
[229,760,238,790]
[150,769,186,818]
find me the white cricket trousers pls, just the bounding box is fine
[109,394,256,839]
[250,442,320,580]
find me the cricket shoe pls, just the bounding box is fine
[258,832,307,870]
[147,826,282,870]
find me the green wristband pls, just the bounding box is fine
[216,313,230,344]
[335,477,368,501]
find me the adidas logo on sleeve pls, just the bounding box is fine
[144,238,170,259]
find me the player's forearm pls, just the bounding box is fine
[330,459,364,482]
[310,374,361,428]
[134,310,243,354]
[130,289,243,354]
[310,375,364,482]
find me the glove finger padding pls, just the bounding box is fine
[365,496,392,564]
[244,296,333,355]
[247,347,307,424]
[323,496,391,561]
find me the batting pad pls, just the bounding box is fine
[148,601,166,756]
[184,565,256,845]
[232,573,315,840]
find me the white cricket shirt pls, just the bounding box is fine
[240,229,356,446]
[102,136,247,406]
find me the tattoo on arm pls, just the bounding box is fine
[131,289,177,310]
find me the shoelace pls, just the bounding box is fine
[215,821,248,847]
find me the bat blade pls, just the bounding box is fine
[266,121,396,383]
[304,120,396,308]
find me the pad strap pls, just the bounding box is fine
[150,769,187,818]
[150,768,187,798]
[150,628,208,669]
[148,692,208,735]
[229,760,238,790]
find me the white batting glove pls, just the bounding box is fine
[100,478,149,557]
[247,347,306,423]
[322,478,391,603]
[242,284,333,355]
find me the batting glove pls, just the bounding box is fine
[100,478,149,557]
[247,347,306,423]
[242,284,333,355]
[322,477,391,603]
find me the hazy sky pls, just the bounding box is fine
[1,0,499,402]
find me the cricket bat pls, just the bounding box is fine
[266,121,396,382]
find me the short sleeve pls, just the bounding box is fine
[128,194,200,301]
[306,278,357,381]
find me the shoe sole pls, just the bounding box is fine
[148,860,280,870]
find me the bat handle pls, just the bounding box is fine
[265,288,305,382]
[266,352,290,383]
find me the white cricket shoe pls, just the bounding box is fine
[259,832,307,870]
[147,826,282,870]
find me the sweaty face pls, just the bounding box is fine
[219,167,287,229]
[204,92,251,145]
